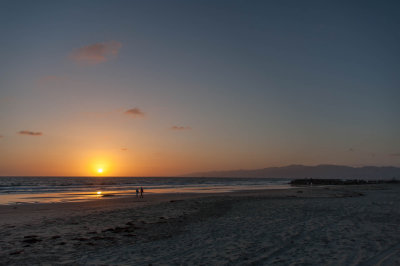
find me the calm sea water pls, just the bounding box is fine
[0,176,290,205]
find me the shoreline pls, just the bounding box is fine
[0,184,359,224]
[0,184,379,226]
[0,178,291,205]
[0,186,300,225]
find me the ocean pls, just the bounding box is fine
[0,176,290,205]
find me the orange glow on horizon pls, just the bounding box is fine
[87,154,114,176]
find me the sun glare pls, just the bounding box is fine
[88,155,114,176]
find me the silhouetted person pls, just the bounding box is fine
[136,188,139,198]
[140,186,144,198]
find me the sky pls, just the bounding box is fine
[0,0,399,176]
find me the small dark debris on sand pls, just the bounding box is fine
[22,235,42,244]
[22,238,41,244]
[73,237,89,241]
[9,250,23,255]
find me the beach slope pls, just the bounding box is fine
[1,185,399,265]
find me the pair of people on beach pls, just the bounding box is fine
[136,187,144,199]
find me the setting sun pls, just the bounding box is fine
[87,155,115,176]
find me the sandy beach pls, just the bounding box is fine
[1,185,399,265]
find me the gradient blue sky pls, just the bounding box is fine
[0,0,399,176]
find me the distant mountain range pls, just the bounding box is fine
[182,165,400,179]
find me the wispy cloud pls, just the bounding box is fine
[18,130,43,136]
[121,148,128,151]
[389,153,400,157]
[70,41,122,65]
[0,135,3,138]
[124,108,145,118]
[170,126,192,131]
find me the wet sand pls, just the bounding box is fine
[1,185,399,265]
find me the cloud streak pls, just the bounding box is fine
[124,108,145,118]
[170,126,192,131]
[18,130,43,136]
[389,153,400,157]
[70,41,122,65]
